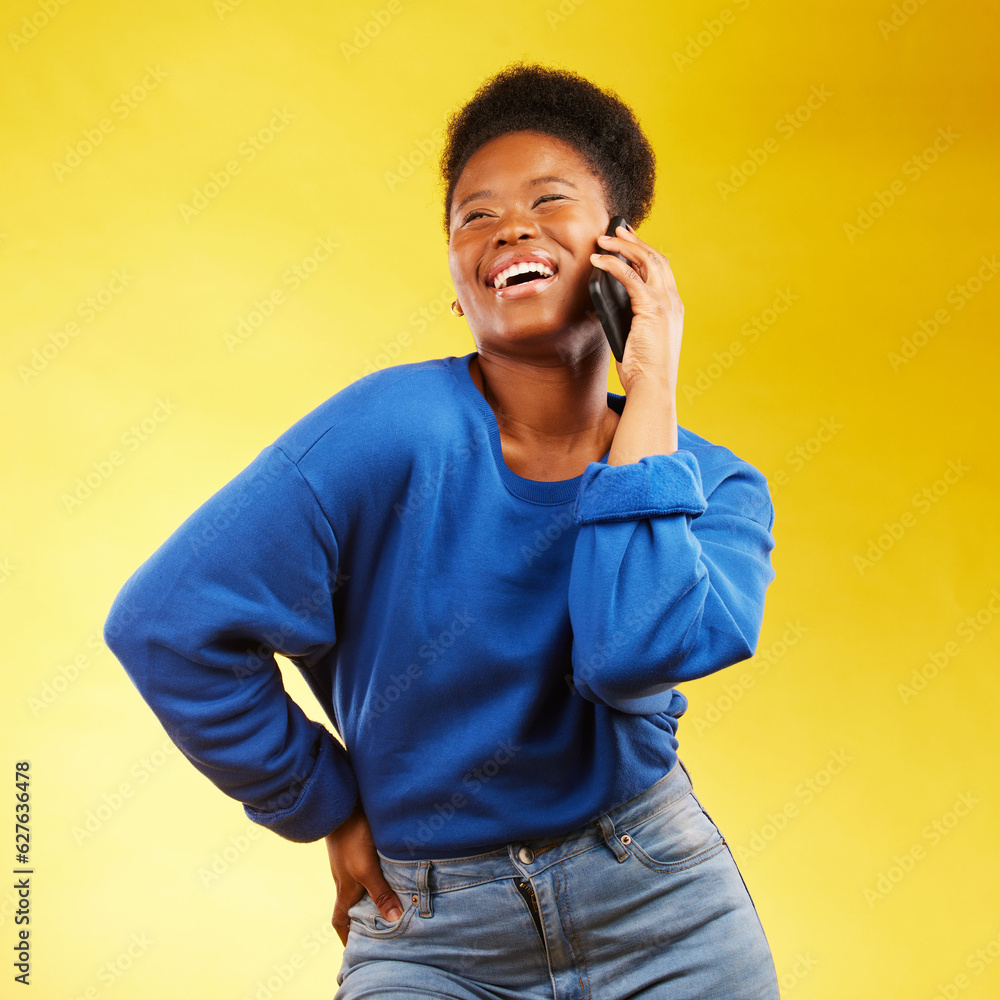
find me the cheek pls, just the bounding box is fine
[564,217,601,247]
[448,248,477,285]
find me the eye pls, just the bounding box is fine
[461,194,567,225]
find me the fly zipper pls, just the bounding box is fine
[516,878,543,940]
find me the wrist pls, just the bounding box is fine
[622,375,677,402]
[326,793,364,841]
[608,377,679,465]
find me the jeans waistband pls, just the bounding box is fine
[376,758,694,913]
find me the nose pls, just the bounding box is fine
[492,207,541,246]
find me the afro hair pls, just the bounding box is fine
[439,60,656,240]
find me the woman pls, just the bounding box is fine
[105,62,780,998]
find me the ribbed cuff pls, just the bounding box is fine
[573,451,707,525]
[243,721,358,843]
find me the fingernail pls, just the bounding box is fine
[590,253,601,261]
[387,906,402,921]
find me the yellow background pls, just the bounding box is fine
[3,0,998,997]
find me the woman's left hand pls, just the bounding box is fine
[590,223,683,397]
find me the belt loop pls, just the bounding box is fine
[596,813,630,862]
[416,860,433,917]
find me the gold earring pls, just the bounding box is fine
[450,300,463,317]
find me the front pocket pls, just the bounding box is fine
[347,890,417,939]
[621,788,727,873]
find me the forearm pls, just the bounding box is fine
[607,379,678,465]
[569,438,776,712]
[103,442,358,843]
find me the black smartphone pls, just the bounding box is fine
[588,215,634,363]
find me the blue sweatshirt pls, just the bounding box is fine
[103,352,776,861]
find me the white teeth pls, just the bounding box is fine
[492,260,555,289]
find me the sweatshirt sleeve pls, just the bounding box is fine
[103,443,359,843]
[567,449,776,715]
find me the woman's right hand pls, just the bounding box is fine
[325,797,404,946]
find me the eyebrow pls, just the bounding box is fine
[454,176,578,216]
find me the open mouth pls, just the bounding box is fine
[487,261,558,299]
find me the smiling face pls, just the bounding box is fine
[448,130,613,353]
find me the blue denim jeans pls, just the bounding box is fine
[335,758,779,999]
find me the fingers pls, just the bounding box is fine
[331,885,364,947]
[325,798,405,941]
[594,228,683,319]
[367,875,405,923]
[591,246,662,301]
[594,227,670,291]
[332,909,350,948]
[330,875,404,948]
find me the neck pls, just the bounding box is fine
[468,344,618,456]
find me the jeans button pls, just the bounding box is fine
[517,846,535,864]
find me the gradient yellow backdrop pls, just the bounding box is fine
[3,1,998,997]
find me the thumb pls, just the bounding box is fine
[365,872,405,922]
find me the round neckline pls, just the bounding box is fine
[451,351,626,505]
